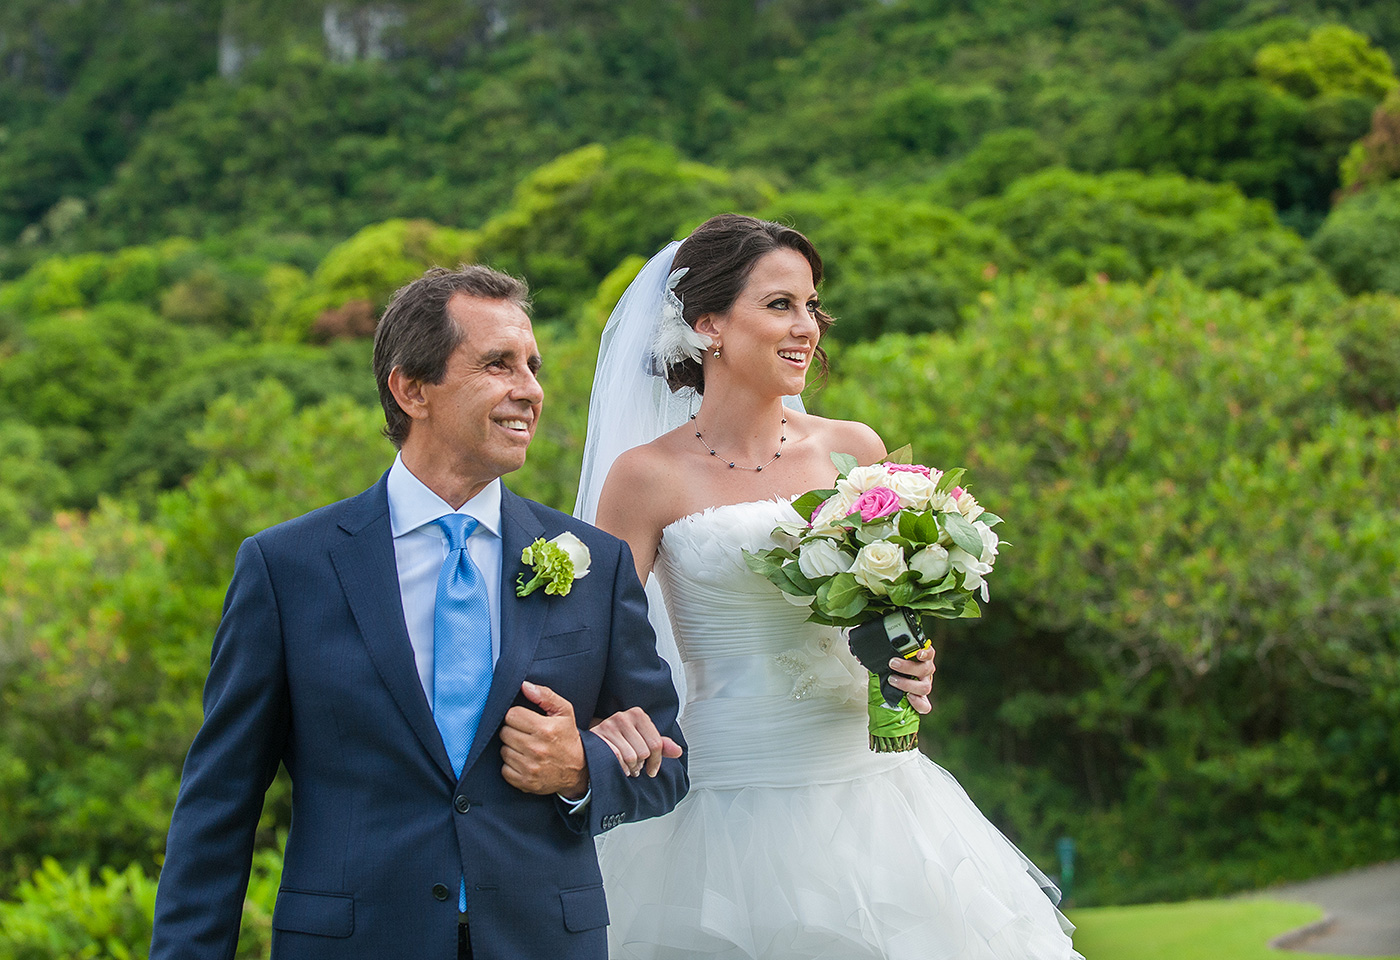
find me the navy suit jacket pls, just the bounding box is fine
[151,474,687,959]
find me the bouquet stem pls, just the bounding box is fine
[866,674,921,752]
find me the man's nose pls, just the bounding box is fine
[515,367,544,404]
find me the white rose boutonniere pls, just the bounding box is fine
[516,531,592,597]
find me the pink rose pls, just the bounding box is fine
[850,486,901,522]
[886,463,933,477]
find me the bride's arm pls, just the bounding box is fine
[595,449,665,582]
[591,450,679,774]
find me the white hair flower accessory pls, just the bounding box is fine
[650,266,712,373]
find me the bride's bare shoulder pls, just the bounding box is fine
[800,413,887,464]
[604,430,687,487]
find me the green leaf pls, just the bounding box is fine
[792,489,837,523]
[979,512,1004,528]
[884,442,914,464]
[742,549,784,580]
[936,467,966,494]
[907,594,957,612]
[817,571,868,619]
[898,509,940,544]
[959,598,982,619]
[830,452,859,477]
[943,510,985,557]
[778,560,819,596]
[887,581,917,606]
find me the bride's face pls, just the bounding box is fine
[700,247,821,396]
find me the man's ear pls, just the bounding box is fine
[387,366,431,422]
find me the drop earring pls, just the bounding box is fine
[712,345,721,358]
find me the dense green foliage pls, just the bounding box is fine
[2,0,1399,953]
[822,276,1399,899]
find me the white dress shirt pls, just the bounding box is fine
[386,454,589,810]
[387,453,503,705]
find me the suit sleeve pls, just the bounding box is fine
[150,537,290,960]
[566,539,688,837]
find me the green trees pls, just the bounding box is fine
[1109,22,1391,231]
[475,139,774,321]
[1309,179,1400,294]
[1339,88,1400,192]
[0,0,221,243]
[0,304,192,503]
[760,188,1016,337]
[965,168,1329,295]
[1,0,1399,945]
[818,274,1400,900]
[0,384,390,896]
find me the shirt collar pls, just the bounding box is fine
[387,452,502,540]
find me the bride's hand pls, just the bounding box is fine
[589,708,683,777]
[888,646,937,715]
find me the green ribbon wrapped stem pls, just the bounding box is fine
[867,674,920,752]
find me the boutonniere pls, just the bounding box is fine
[516,531,592,597]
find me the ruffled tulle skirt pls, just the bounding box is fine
[597,753,1081,960]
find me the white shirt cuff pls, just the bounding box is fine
[558,788,591,815]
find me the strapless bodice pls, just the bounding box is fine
[653,499,907,787]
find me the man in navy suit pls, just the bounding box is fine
[151,265,687,959]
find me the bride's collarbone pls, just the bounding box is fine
[659,472,824,533]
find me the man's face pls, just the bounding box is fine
[416,293,543,486]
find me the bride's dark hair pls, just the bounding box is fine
[667,214,833,394]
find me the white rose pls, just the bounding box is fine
[955,489,985,522]
[927,490,957,514]
[909,543,950,581]
[850,540,907,596]
[855,519,897,545]
[773,501,810,539]
[974,521,1000,565]
[810,491,856,536]
[886,470,937,510]
[949,545,993,602]
[798,538,856,579]
[836,464,892,499]
[552,531,591,579]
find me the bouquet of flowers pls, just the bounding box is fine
[744,449,1004,752]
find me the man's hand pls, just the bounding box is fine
[500,681,589,798]
[887,645,936,714]
[589,708,683,778]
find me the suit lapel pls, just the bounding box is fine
[330,475,456,783]
[460,486,548,778]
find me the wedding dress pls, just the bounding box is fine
[597,498,1083,960]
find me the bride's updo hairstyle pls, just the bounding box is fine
[667,214,833,394]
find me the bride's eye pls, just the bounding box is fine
[766,298,789,310]
[807,300,821,313]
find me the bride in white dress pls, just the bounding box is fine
[574,215,1082,959]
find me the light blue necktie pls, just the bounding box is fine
[432,514,492,914]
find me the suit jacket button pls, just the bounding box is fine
[432,883,450,901]
[454,795,471,814]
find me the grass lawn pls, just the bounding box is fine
[1066,897,1399,960]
